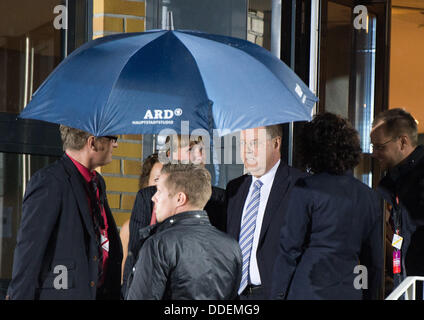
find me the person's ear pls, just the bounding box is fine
[176,192,188,207]
[399,135,408,151]
[274,136,281,150]
[88,136,97,151]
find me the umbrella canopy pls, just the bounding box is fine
[19,30,318,136]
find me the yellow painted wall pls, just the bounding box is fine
[389,9,424,132]
[93,1,146,226]
[93,0,145,39]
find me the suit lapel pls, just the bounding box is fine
[61,155,97,241]
[229,175,252,239]
[258,163,291,245]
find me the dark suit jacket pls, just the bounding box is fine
[270,172,383,300]
[7,154,122,300]
[226,161,306,299]
[121,185,226,296]
[378,145,424,279]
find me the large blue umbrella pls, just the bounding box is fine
[19,30,317,136]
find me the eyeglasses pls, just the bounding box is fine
[371,136,399,151]
[240,138,272,149]
[102,135,118,143]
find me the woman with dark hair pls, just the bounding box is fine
[137,153,161,189]
[270,112,383,300]
[119,153,162,283]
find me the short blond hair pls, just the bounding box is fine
[165,134,203,153]
[161,163,211,209]
[59,125,92,151]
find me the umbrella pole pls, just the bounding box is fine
[272,0,294,166]
[207,100,220,186]
[287,0,297,167]
[166,11,174,30]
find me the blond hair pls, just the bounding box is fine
[59,125,92,151]
[165,134,203,153]
[161,163,211,209]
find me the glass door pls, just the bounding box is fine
[0,0,92,299]
[318,0,390,188]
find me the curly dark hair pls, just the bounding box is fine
[139,153,160,189]
[300,112,361,175]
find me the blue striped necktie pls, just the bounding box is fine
[238,179,263,294]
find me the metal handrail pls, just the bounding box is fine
[386,276,424,300]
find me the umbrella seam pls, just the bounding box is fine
[179,31,317,118]
[172,31,212,109]
[97,30,167,136]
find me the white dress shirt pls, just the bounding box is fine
[240,159,280,285]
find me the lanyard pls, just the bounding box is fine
[392,196,402,274]
[392,196,401,234]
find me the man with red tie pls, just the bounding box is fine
[7,125,122,300]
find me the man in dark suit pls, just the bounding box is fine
[371,108,424,294]
[6,125,123,300]
[226,125,305,299]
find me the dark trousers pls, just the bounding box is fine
[238,285,265,300]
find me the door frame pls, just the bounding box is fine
[318,0,391,186]
[0,0,93,157]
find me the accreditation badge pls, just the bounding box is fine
[100,233,109,252]
[391,234,403,250]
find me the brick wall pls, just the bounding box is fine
[100,135,143,227]
[247,10,271,51]
[92,1,147,227]
[93,0,146,39]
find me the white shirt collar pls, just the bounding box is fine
[251,159,280,187]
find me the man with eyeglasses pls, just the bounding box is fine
[7,125,123,300]
[226,125,306,299]
[371,108,424,295]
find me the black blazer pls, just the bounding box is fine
[226,161,306,299]
[121,185,226,295]
[270,172,383,300]
[378,145,424,278]
[7,154,122,300]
